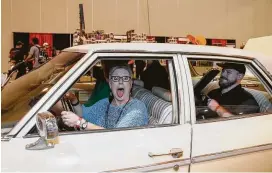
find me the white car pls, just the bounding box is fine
[2,43,272,172]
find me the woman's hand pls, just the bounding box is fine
[61,111,80,127]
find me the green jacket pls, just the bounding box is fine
[84,80,111,107]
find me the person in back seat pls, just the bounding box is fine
[207,63,259,117]
[140,60,170,90]
[60,65,148,130]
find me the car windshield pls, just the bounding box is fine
[1,51,86,132]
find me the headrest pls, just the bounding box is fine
[133,79,144,87]
[152,87,172,102]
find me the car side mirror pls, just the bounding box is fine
[25,111,59,150]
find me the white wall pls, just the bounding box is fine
[2,0,272,72]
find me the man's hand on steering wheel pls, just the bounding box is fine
[207,99,220,112]
[207,99,233,118]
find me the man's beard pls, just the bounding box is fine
[219,77,236,89]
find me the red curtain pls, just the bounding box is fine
[29,33,53,57]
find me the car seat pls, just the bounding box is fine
[132,85,173,125]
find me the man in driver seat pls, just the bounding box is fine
[207,62,259,117]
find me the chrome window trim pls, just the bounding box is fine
[196,113,272,124]
[24,124,180,138]
[179,55,195,124]
[185,54,253,62]
[19,52,181,137]
[192,143,272,164]
[169,57,181,124]
[172,55,186,124]
[174,55,190,124]
[168,55,184,124]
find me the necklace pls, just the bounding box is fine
[105,97,131,128]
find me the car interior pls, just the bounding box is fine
[16,58,174,133]
[55,59,176,132]
[51,59,272,132]
[189,60,272,120]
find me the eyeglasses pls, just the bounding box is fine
[110,76,131,82]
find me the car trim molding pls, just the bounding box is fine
[24,124,180,138]
[192,143,272,164]
[196,113,272,124]
[103,158,191,172]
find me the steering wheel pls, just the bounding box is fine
[194,69,220,104]
[55,98,77,131]
[194,69,220,120]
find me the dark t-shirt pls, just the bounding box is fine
[208,84,260,115]
[9,48,24,63]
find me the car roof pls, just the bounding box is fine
[63,43,272,73]
[64,43,263,58]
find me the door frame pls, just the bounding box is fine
[182,54,272,171]
[4,52,194,172]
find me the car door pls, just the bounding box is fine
[2,52,192,172]
[180,54,272,172]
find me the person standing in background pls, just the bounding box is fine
[25,37,42,70]
[41,42,49,61]
[9,41,25,64]
[8,41,27,79]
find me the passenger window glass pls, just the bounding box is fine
[188,59,272,122]
[35,57,178,134]
[1,52,85,132]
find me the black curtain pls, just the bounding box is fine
[155,36,166,43]
[53,34,72,50]
[13,32,30,55]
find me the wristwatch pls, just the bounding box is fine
[81,121,88,130]
[75,117,82,129]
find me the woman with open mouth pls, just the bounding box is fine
[60,65,148,130]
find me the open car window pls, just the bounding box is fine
[26,56,180,135]
[188,59,272,122]
[1,52,86,132]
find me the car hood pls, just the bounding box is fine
[244,35,272,73]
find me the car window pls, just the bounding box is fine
[188,59,272,122]
[1,52,86,131]
[27,56,179,134]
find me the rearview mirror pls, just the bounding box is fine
[25,111,59,150]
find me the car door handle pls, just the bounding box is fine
[148,148,183,158]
